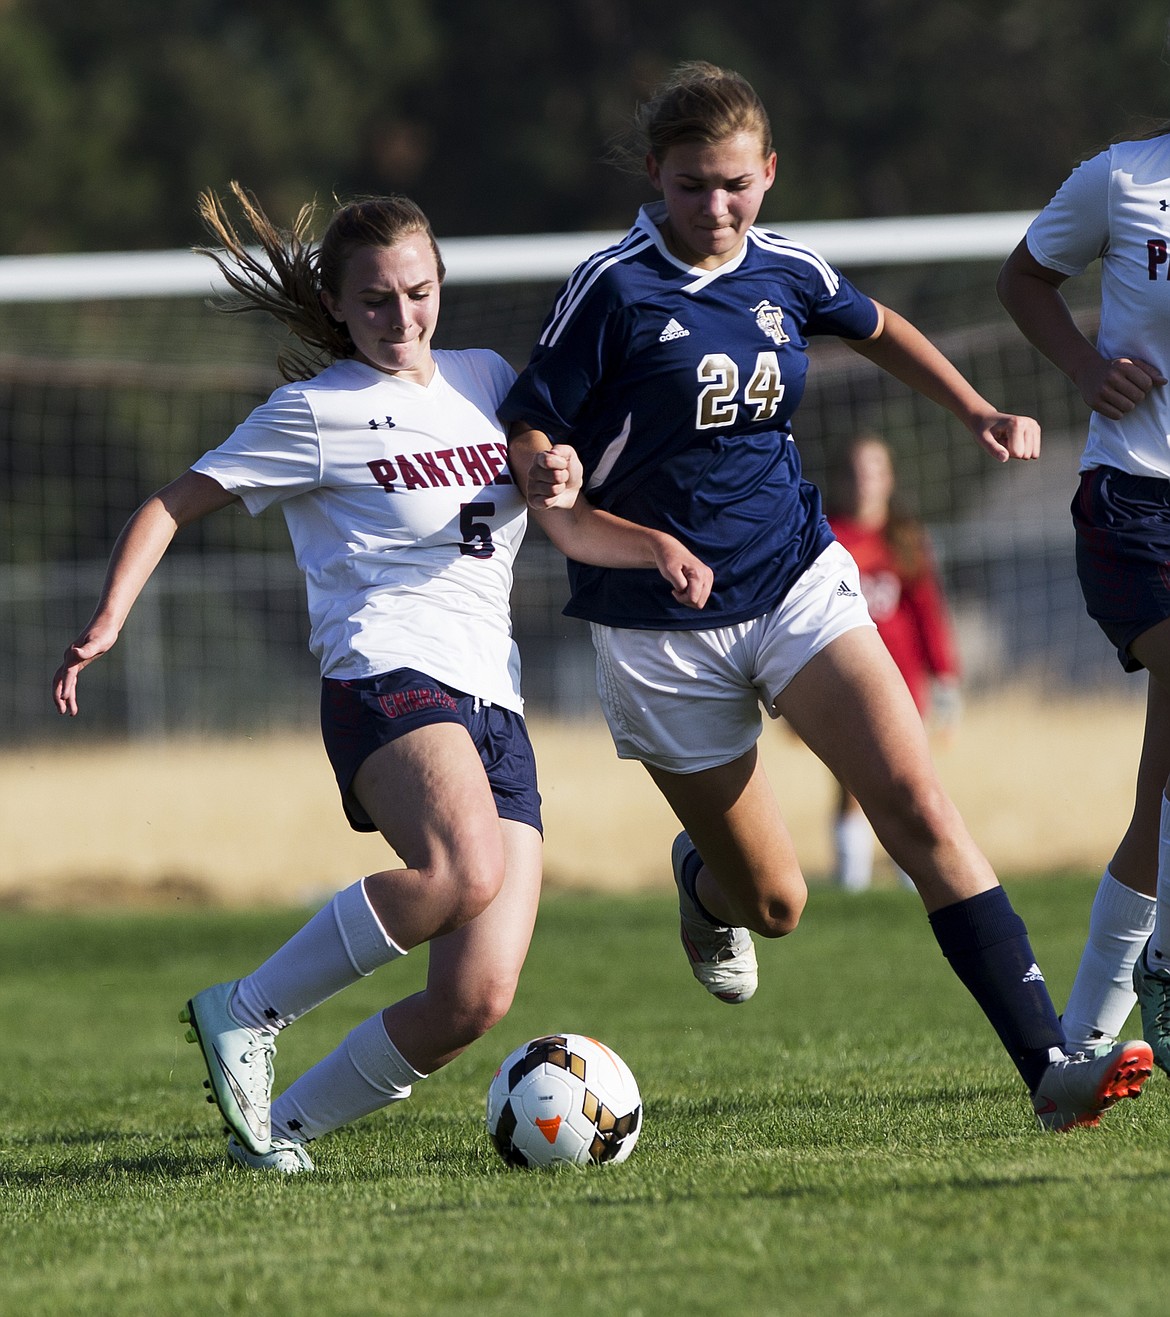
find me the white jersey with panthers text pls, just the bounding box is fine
[1026,136,1170,478]
[191,351,526,710]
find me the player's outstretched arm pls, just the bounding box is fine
[507,422,712,610]
[52,471,238,715]
[846,299,1041,463]
[997,238,1166,420]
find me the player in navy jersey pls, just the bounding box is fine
[503,61,1153,1130]
[999,124,1170,1077]
[51,184,710,1172]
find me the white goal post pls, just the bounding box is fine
[0,211,1039,300]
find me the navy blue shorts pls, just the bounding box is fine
[1073,466,1170,672]
[320,668,542,835]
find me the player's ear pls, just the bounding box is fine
[646,152,663,192]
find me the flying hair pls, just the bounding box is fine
[196,182,445,382]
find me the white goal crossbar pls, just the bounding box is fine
[0,210,1036,302]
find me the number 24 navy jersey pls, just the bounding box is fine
[500,200,880,629]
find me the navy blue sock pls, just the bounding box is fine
[678,845,724,927]
[928,887,1066,1092]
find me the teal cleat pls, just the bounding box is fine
[181,980,275,1155]
[1133,943,1170,1076]
[671,830,758,1004]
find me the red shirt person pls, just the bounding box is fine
[825,435,960,889]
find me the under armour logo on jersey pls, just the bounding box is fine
[1022,962,1046,983]
[1161,200,1168,212]
[368,416,397,430]
[751,300,790,345]
[835,581,858,597]
[658,318,690,342]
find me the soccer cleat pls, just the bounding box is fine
[180,980,276,1155]
[1132,943,1170,1076]
[1031,1039,1153,1131]
[227,1134,314,1173]
[671,830,757,1004]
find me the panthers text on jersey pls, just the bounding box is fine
[1026,137,1170,479]
[499,200,879,629]
[192,350,527,710]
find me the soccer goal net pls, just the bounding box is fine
[1,213,1122,746]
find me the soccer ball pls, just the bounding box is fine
[485,1033,642,1169]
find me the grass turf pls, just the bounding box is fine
[2,875,1168,1315]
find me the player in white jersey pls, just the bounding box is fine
[51,184,710,1172]
[506,62,1153,1131]
[999,129,1170,1075]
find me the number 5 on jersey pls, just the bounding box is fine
[459,501,495,557]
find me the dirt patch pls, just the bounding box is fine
[1,691,1145,907]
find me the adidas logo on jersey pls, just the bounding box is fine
[835,581,858,597]
[658,318,690,342]
[1022,962,1046,984]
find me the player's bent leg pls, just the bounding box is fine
[776,629,996,911]
[645,748,805,1004]
[645,746,807,935]
[381,820,543,1073]
[256,823,541,1157]
[354,722,509,947]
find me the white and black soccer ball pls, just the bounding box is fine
[485,1033,642,1169]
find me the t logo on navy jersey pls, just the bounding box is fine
[752,301,790,345]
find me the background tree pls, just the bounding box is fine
[0,0,1168,251]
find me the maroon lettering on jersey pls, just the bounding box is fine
[395,455,429,490]
[457,445,493,485]
[412,452,453,486]
[490,442,515,484]
[434,449,467,485]
[367,458,398,492]
[1148,238,1168,280]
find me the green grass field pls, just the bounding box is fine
[3,875,1168,1316]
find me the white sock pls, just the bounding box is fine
[232,878,406,1032]
[1150,793,1170,970]
[834,812,874,892]
[1061,868,1155,1051]
[272,1012,427,1143]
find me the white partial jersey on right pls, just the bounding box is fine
[1026,136,1170,479]
[191,350,527,711]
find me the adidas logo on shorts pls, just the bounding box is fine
[835,581,858,597]
[658,318,690,342]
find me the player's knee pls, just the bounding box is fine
[875,775,955,847]
[440,975,518,1047]
[430,839,506,929]
[747,884,806,938]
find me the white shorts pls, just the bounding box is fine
[590,540,874,774]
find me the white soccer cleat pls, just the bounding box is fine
[227,1134,314,1173]
[180,980,276,1155]
[671,831,758,1004]
[1031,1040,1153,1132]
